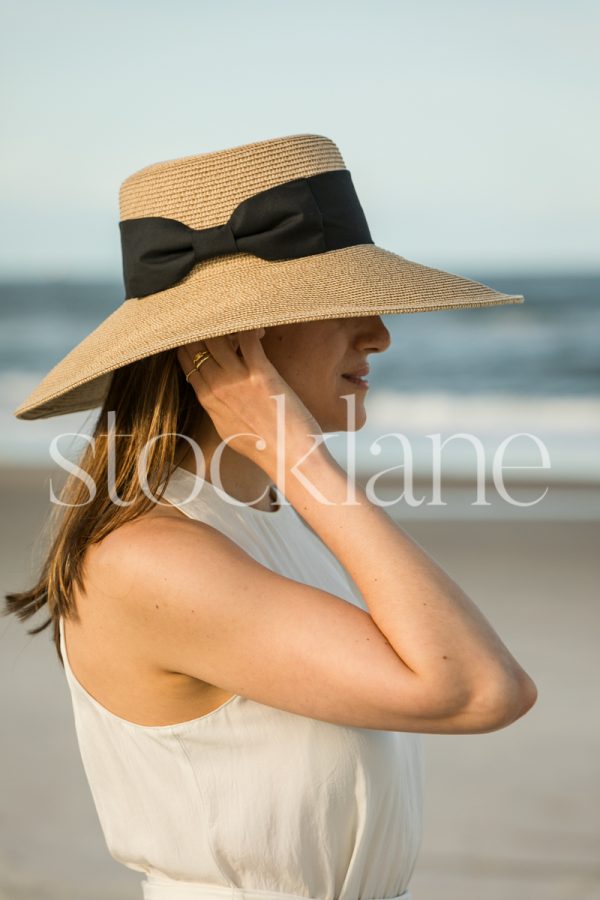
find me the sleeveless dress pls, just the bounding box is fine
[58,466,424,900]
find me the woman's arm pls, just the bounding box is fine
[264,444,538,730]
[97,441,536,736]
[95,329,536,735]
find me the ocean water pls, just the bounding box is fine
[1,273,599,487]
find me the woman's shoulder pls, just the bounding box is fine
[86,492,279,612]
[79,503,216,615]
[67,509,238,724]
[87,501,193,557]
[90,499,209,562]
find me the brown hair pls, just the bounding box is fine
[2,348,201,666]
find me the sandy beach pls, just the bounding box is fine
[1,465,599,900]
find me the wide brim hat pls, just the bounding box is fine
[14,133,524,420]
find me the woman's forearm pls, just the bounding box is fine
[269,444,537,726]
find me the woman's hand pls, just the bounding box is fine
[176,329,325,473]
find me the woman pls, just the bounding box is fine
[5,133,537,900]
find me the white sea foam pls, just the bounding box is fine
[364,389,600,432]
[328,390,600,484]
[1,373,598,482]
[1,370,96,463]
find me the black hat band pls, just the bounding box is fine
[119,169,373,299]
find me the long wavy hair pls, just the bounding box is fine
[2,347,201,666]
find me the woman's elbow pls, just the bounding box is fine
[474,670,539,732]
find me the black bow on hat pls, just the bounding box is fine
[119,169,373,299]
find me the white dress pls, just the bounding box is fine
[58,466,424,900]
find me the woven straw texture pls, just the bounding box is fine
[14,133,524,421]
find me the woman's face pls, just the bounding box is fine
[259,316,391,433]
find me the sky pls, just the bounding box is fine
[1,0,599,278]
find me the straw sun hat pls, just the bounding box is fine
[14,132,524,421]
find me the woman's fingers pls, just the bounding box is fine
[176,345,195,375]
[180,330,265,376]
[237,328,267,369]
[176,340,223,384]
[201,334,246,370]
[177,330,264,395]
[176,345,211,396]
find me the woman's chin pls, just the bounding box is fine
[317,393,368,433]
[335,405,367,432]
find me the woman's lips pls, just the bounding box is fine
[341,374,369,388]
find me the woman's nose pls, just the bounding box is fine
[356,317,391,353]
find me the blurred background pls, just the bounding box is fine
[1,1,598,899]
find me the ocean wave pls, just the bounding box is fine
[2,371,598,480]
[364,389,600,432]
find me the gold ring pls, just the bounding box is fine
[184,368,196,383]
[193,350,212,370]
